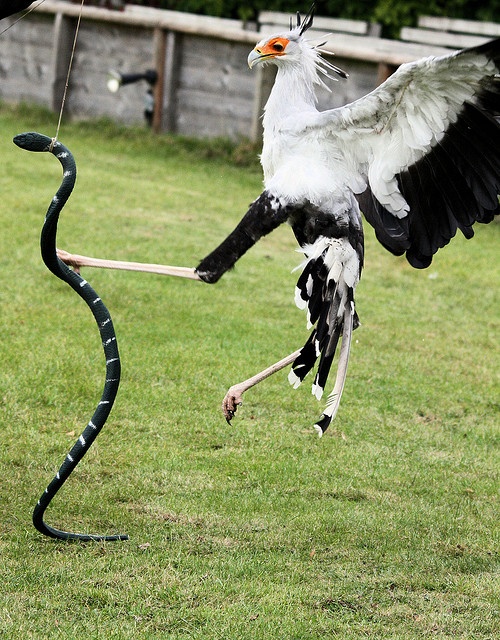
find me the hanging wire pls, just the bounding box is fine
[0,0,48,37]
[51,0,85,147]
[0,0,85,145]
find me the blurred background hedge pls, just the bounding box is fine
[81,1,500,38]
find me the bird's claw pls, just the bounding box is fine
[222,387,244,424]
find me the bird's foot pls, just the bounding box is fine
[222,385,245,424]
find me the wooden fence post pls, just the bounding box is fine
[152,28,180,133]
[162,30,181,133]
[152,27,166,133]
[51,12,77,113]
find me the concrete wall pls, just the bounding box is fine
[0,3,264,137]
[0,12,54,107]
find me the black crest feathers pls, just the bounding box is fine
[294,4,316,35]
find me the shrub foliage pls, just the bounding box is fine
[123,0,499,36]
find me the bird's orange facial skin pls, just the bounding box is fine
[255,37,290,60]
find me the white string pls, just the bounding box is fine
[0,0,85,148]
[51,0,85,149]
[0,0,48,37]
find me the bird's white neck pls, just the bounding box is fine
[263,61,319,130]
[261,56,321,184]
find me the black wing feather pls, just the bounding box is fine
[357,39,500,268]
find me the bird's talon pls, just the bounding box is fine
[222,389,243,423]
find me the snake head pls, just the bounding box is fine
[13,132,54,153]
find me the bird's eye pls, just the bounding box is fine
[273,42,284,52]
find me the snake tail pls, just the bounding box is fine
[13,132,127,542]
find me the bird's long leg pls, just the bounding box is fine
[57,190,290,285]
[57,249,201,280]
[223,348,302,423]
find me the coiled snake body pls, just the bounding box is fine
[14,132,127,541]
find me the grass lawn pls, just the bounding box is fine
[0,103,498,639]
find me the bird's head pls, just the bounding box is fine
[248,5,348,80]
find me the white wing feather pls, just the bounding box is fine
[295,47,497,216]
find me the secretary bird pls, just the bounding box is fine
[59,6,500,435]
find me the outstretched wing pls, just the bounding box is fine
[306,39,500,268]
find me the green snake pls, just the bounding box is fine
[14,132,127,541]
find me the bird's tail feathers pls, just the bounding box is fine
[289,237,360,433]
[314,300,355,437]
[288,330,319,388]
[311,321,341,401]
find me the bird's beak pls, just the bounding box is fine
[248,48,264,69]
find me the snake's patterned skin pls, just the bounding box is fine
[14,132,127,541]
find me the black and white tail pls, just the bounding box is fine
[288,236,360,435]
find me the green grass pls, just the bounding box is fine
[0,103,498,639]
